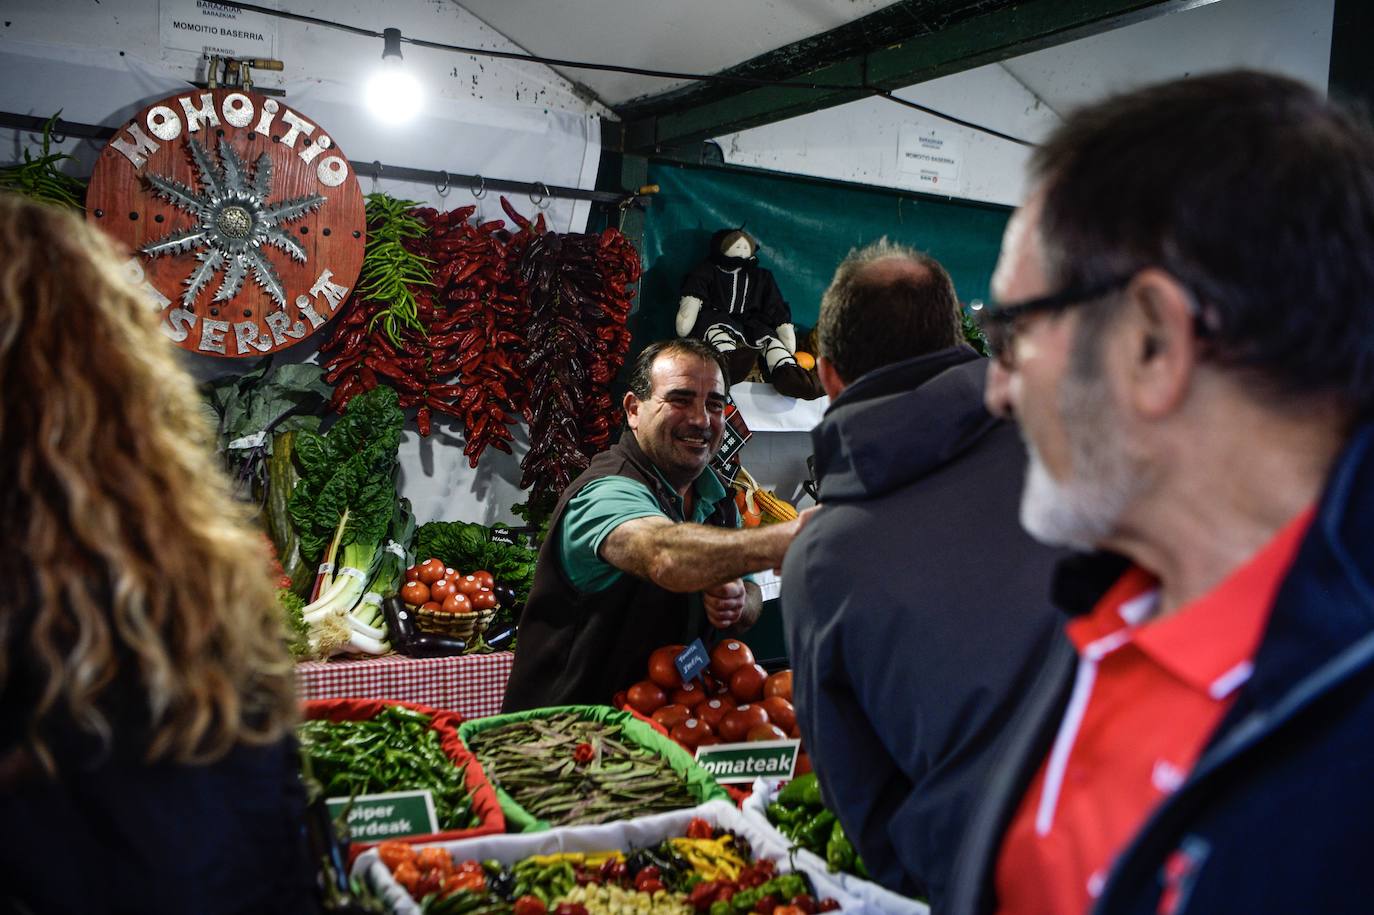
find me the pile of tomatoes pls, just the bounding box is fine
[377,841,487,902]
[400,557,504,615]
[616,640,808,772]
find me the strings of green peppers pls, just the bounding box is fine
[360,193,435,347]
[0,112,87,211]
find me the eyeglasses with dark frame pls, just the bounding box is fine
[976,273,1137,369]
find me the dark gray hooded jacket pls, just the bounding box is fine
[781,345,1065,908]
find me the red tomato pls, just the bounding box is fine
[652,703,691,732]
[647,644,686,690]
[729,663,768,703]
[764,670,793,702]
[720,704,768,741]
[392,861,420,894]
[698,697,735,730]
[748,722,789,741]
[455,575,484,596]
[404,566,421,583]
[401,580,430,607]
[671,681,707,708]
[416,847,451,874]
[795,751,813,775]
[377,841,416,871]
[709,639,755,681]
[470,589,499,611]
[414,868,443,898]
[471,569,495,589]
[685,817,714,839]
[513,897,548,915]
[417,558,446,585]
[626,680,667,715]
[443,592,472,614]
[430,578,456,602]
[421,601,442,613]
[760,696,796,732]
[670,717,713,749]
[445,567,459,581]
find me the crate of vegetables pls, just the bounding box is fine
[458,706,730,832]
[353,799,865,914]
[740,777,928,915]
[300,699,506,853]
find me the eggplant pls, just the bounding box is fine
[404,633,468,658]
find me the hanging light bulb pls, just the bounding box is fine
[365,27,423,124]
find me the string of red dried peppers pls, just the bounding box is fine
[319,193,640,504]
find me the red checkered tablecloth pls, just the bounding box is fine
[295,651,515,719]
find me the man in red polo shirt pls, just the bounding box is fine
[945,71,1374,915]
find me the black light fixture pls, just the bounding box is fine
[381,27,403,63]
[366,26,422,124]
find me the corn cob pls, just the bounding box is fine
[734,466,799,522]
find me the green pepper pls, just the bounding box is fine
[801,810,837,851]
[825,820,856,873]
[710,901,735,915]
[730,888,762,912]
[776,773,819,807]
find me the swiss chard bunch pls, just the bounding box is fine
[289,385,406,563]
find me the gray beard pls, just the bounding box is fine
[1019,372,1142,551]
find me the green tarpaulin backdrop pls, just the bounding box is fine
[631,161,1012,348]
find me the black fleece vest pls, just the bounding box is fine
[501,434,738,712]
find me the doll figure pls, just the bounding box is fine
[675,229,820,399]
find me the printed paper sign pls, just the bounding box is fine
[899,124,965,193]
[161,0,278,59]
[694,739,800,784]
[325,790,439,841]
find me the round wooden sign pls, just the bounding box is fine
[86,89,365,357]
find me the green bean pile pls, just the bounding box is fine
[298,705,479,830]
[467,713,699,827]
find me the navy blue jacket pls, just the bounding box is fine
[946,422,1374,915]
[781,347,1066,907]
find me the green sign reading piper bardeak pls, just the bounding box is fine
[694,739,800,784]
[325,789,439,841]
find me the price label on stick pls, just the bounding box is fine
[675,638,710,684]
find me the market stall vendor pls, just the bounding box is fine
[503,338,809,711]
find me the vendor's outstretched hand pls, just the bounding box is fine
[773,505,820,574]
[705,578,748,629]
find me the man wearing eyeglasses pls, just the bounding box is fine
[946,71,1374,915]
[780,239,1066,908]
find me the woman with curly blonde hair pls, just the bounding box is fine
[0,195,316,913]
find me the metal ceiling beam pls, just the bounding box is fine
[614,0,1201,154]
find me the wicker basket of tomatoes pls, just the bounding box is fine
[399,557,503,640]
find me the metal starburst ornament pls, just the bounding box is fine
[140,138,325,309]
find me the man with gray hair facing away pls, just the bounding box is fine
[781,239,1065,908]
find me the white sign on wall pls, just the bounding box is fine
[898,124,965,194]
[160,0,278,59]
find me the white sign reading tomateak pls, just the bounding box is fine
[160,0,278,59]
[898,124,965,194]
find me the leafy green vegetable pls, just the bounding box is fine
[201,358,332,506]
[415,520,538,606]
[289,386,405,562]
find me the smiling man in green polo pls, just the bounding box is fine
[503,338,809,711]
